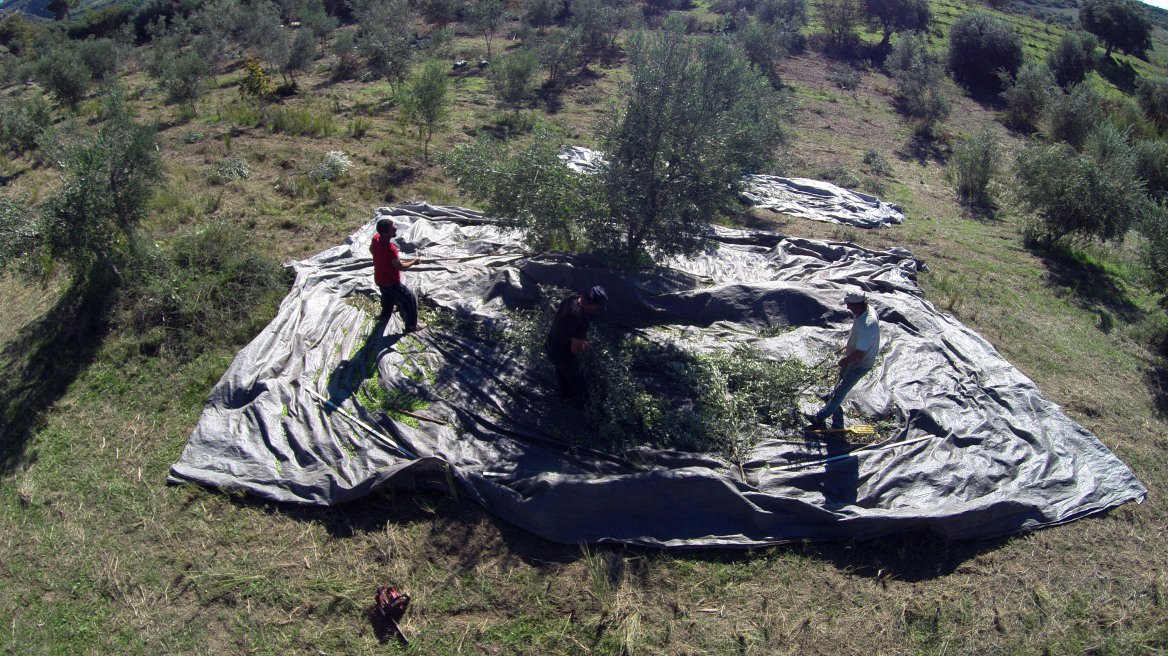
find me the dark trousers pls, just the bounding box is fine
[545,341,586,399]
[378,283,418,330]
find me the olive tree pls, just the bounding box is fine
[400,60,450,164]
[597,16,790,265]
[947,11,1023,93]
[1079,0,1152,59]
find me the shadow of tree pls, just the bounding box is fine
[896,132,950,167]
[1098,57,1138,95]
[1039,251,1145,326]
[0,273,116,476]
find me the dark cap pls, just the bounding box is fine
[588,285,608,309]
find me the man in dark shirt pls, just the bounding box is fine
[545,286,607,399]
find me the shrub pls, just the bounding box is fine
[947,11,1023,93]
[36,44,94,110]
[1002,62,1055,130]
[0,95,52,156]
[864,0,931,48]
[1138,207,1168,305]
[863,149,892,175]
[489,49,539,111]
[77,37,121,82]
[443,125,606,251]
[1047,32,1097,89]
[212,154,250,182]
[310,150,352,180]
[400,60,450,164]
[1079,0,1152,59]
[1048,83,1105,150]
[814,0,864,53]
[1015,129,1151,247]
[886,32,950,132]
[951,126,1000,206]
[121,221,290,360]
[1136,76,1168,131]
[1134,139,1168,200]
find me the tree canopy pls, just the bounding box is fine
[1079,0,1152,59]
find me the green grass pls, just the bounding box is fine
[2,5,1168,655]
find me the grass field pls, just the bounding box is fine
[3,4,1168,654]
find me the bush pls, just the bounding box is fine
[0,95,52,156]
[1002,62,1055,130]
[863,149,892,175]
[121,221,290,360]
[310,150,353,180]
[1133,138,1168,200]
[211,154,250,182]
[77,37,121,82]
[1136,76,1168,131]
[1048,83,1105,150]
[947,11,1023,93]
[1047,32,1097,89]
[36,44,94,110]
[1015,129,1151,247]
[886,32,950,132]
[443,125,606,252]
[1138,207,1168,305]
[489,49,539,111]
[951,126,1000,206]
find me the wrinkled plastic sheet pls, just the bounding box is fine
[742,175,905,228]
[168,203,1146,547]
[559,147,904,228]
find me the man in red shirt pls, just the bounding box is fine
[370,218,425,333]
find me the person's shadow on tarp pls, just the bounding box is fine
[322,316,404,410]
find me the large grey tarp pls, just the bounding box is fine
[168,203,1146,547]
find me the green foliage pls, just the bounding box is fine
[309,150,353,180]
[814,0,864,53]
[1079,0,1152,59]
[239,55,275,103]
[1133,138,1168,200]
[1135,76,1168,131]
[863,0,931,47]
[1048,83,1105,150]
[1003,62,1055,131]
[0,197,37,272]
[1015,125,1152,247]
[163,50,209,111]
[36,42,94,110]
[597,17,790,266]
[75,4,134,39]
[400,60,450,164]
[863,149,892,176]
[886,32,950,133]
[210,154,251,183]
[1137,206,1168,306]
[0,13,46,56]
[947,11,1023,93]
[467,0,507,57]
[332,30,360,80]
[33,91,162,280]
[951,126,1001,206]
[0,95,52,157]
[489,49,539,111]
[1047,32,1098,89]
[283,29,317,85]
[419,0,464,26]
[523,0,566,26]
[77,37,121,82]
[119,221,290,359]
[533,27,582,87]
[736,16,786,86]
[443,125,606,252]
[357,0,415,94]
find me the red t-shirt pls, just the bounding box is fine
[369,233,401,286]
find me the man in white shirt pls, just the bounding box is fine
[808,290,880,432]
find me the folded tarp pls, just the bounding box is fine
[558,146,905,228]
[168,203,1145,547]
